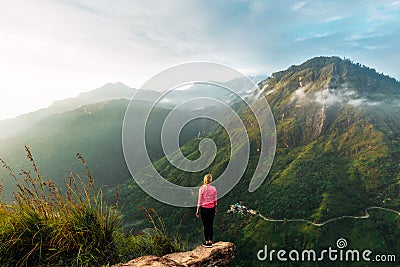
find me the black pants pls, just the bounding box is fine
[200,207,215,241]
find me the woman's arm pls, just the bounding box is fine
[213,187,218,206]
[196,186,202,218]
[214,188,218,214]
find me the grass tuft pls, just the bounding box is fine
[0,146,185,266]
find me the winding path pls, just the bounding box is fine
[257,206,400,227]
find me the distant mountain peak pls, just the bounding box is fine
[264,56,400,105]
[260,56,400,150]
[51,82,134,109]
[92,82,132,92]
[0,82,137,140]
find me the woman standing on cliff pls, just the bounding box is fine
[196,174,218,248]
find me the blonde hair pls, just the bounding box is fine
[203,174,212,185]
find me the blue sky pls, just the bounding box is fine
[0,0,400,119]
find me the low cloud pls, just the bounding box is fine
[290,86,307,102]
[289,83,394,108]
[314,89,343,106]
[347,98,365,107]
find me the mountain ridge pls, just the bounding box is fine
[0,82,156,140]
[110,56,400,266]
[1,56,399,266]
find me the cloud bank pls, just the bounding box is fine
[1,0,400,119]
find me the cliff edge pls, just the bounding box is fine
[114,241,236,267]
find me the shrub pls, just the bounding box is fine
[0,146,185,266]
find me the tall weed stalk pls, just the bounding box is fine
[0,146,186,266]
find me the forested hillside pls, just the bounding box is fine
[113,57,400,266]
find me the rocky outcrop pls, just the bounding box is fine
[115,241,236,267]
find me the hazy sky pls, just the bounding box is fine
[1,0,399,120]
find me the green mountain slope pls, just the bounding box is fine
[0,99,131,199]
[0,82,141,140]
[113,57,400,266]
[260,56,400,218]
[0,98,215,200]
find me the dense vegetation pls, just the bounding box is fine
[0,147,185,266]
[112,57,400,266]
[0,98,213,200]
[1,56,399,266]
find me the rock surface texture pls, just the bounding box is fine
[115,241,236,267]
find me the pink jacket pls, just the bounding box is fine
[198,184,217,208]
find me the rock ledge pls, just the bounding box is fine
[115,241,236,267]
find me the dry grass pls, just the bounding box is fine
[0,146,185,267]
